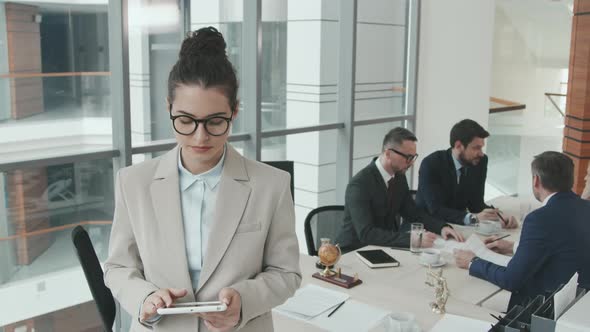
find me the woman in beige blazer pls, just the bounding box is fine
[104,27,301,332]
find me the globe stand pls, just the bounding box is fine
[312,269,363,289]
[313,238,361,288]
[320,265,336,277]
[315,260,333,270]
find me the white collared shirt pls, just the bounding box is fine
[451,153,463,184]
[375,156,395,188]
[140,147,226,326]
[451,153,474,225]
[542,192,557,207]
[178,146,225,290]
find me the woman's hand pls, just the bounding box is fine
[140,288,188,322]
[198,288,242,332]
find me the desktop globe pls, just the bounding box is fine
[318,238,341,276]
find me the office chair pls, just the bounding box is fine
[262,160,294,201]
[71,225,116,332]
[303,205,345,256]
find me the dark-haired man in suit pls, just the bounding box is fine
[336,127,464,252]
[416,119,518,227]
[455,151,590,309]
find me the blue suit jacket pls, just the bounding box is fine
[469,191,590,309]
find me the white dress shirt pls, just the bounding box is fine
[141,147,226,326]
[375,157,394,188]
[178,147,226,290]
[451,154,474,226]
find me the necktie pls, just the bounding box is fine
[387,177,396,207]
[459,167,467,185]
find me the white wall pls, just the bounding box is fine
[413,0,496,186]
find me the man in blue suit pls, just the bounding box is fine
[454,151,590,309]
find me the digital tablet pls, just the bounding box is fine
[355,249,400,268]
[156,301,228,315]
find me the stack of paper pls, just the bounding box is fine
[428,314,492,332]
[556,291,590,332]
[314,299,391,332]
[274,284,350,320]
[274,285,392,331]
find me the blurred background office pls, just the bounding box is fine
[0,0,586,330]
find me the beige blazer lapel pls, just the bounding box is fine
[197,145,251,292]
[150,147,194,297]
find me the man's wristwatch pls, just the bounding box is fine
[469,213,478,225]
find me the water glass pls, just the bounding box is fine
[410,223,424,253]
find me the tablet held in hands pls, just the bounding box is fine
[156,301,228,315]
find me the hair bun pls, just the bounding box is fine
[179,26,226,60]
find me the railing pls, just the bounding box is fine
[489,97,526,113]
[544,93,566,117]
[0,220,112,242]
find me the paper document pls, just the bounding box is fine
[435,235,511,267]
[274,284,350,320]
[428,314,492,332]
[434,238,465,253]
[554,272,579,319]
[313,299,391,332]
[464,235,512,267]
[556,292,590,332]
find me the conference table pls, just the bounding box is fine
[273,196,531,331]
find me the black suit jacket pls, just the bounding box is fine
[336,159,447,252]
[415,149,489,225]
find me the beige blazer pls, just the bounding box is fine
[104,145,301,331]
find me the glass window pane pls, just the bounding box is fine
[130,0,244,146]
[262,130,338,251]
[353,121,403,174]
[260,0,340,131]
[0,159,113,328]
[0,4,112,162]
[354,0,409,121]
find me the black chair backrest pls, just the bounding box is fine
[303,205,345,256]
[262,160,294,201]
[71,225,116,332]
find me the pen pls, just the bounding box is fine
[487,234,510,244]
[489,313,503,321]
[328,301,345,317]
[490,205,507,226]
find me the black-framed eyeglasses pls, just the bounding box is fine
[169,104,233,136]
[388,148,419,163]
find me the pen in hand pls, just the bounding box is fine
[328,301,345,317]
[486,234,510,244]
[490,205,507,226]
